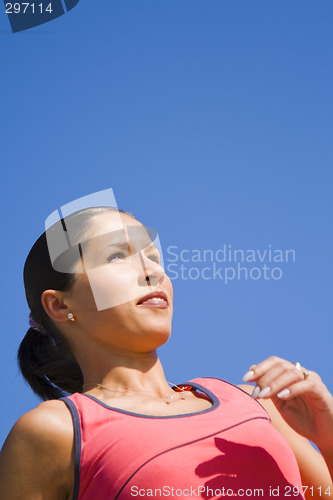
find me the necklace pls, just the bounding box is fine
[82,381,190,405]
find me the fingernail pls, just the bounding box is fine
[251,386,261,399]
[277,388,290,399]
[258,386,271,398]
[242,370,255,382]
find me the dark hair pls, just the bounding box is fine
[18,207,134,400]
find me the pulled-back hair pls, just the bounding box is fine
[19,207,133,400]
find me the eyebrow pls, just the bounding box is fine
[85,233,157,256]
[106,241,129,249]
[83,239,130,259]
[106,241,157,251]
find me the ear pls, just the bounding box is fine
[41,290,70,323]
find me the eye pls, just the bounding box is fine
[107,252,126,262]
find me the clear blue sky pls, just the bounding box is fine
[0,0,332,447]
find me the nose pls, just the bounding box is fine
[139,253,165,287]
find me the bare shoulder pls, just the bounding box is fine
[14,399,73,438]
[237,384,255,397]
[3,399,74,459]
[0,399,74,500]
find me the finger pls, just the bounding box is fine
[250,363,294,397]
[274,378,332,403]
[242,356,291,383]
[253,364,306,399]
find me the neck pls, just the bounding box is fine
[77,347,171,397]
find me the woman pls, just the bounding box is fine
[0,206,332,500]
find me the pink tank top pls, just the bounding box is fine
[61,378,304,499]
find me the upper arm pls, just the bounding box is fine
[0,400,74,500]
[238,384,333,499]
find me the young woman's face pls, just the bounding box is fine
[65,212,174,353]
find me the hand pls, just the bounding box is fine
[242,356,333,451]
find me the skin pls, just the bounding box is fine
[0,212,332,499]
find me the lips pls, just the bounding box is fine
[137,290,168,307]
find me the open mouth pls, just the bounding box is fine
[137,291,168,307]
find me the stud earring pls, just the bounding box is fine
[68,312,75,322]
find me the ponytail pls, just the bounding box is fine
[18,327,83,400]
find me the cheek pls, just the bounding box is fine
[84,265,140,311]
[79,261,173,313]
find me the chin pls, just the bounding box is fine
[137,326,171,351]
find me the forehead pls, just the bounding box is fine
[91,212,142,235]
[49,212,151,274]
[85,212,155,250]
